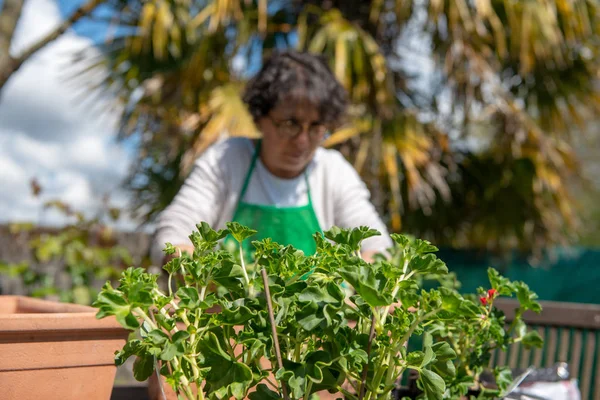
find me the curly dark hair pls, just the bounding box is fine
[242,51,349,127]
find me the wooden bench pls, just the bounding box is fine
[493,299,600,400]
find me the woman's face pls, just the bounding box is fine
[256,95,328,179]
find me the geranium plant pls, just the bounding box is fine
[94,222,542,399]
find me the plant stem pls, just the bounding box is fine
[384,352,400,388]
[338,386,358,400]
[294,332,302,362]
[169,356,193,396]
[366,352,388,400]
[133,307,158,330]
[359,313,377,400]
[261,268,290,400]
[239,246,250,285]
[265,377,279,391]
[398,309,438,347]
[305,380,313,400]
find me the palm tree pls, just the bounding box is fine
[76,0,600,253]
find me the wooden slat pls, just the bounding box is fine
[497,346,508,367]
[557,328,570,362]
[532,326,545,367]
[595,332,600,400]
[489,347,497,367]
[570,330,583,379]
[519,344,531,369]
[495,299,600,330]
[581,332,596,400]
[545,327,558,367]
[508,342,520,368]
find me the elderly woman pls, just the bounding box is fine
[152,50,391,263]
[149,50,392,400]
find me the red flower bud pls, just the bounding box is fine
[479,296,488,306]
[487,289,497,299]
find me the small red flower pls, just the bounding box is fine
[479,296,488,306]
[487,289,497,299]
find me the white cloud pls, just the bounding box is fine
[0,0,139,231]
[9,0,62,56]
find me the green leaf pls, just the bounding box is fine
[487,268,515,296]
[93,284,140,330]
[220,305,257,325]
[211,259,245,291]
[248,384,281,400]
[297,302,323,331]
[278,351,340,397]
[313,232,334,251]
[147,329,169,345]
[128,282,154,306]
[115,339,143,366]
[163,243,177,256]
[431,342,456,361]
[521,330,544,349]
[406,351,425,367]
[161,339,186,361]
[240,338,266,364]
[418,369,446,400]
[399,289,419,310]
[226,222,257,243]
[513,318,527,339]
[439,288,463,313]
[515,281,542,313]
[172,330,190,343]
[176,287,200,309]
[199,332,253,399]
[390,233,411,248]
[413,238,439,254]
[422,345,436,367]
[298,284,343,304]
[162,257,182,275]
[338,258,390,307]
[495,366,514,392]
[432,359,456,378]
[410,254,448,275]
[324,226,380,251]
[197,221,229,242]
[133,354,155,381]
[457,300,481,318]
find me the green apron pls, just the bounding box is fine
[225,140,323,258]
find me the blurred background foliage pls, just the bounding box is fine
[63,0,600,253]
[0,180,143,305]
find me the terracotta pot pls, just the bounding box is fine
[0,295,129,400]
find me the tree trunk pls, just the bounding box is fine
[0,0,26,90]
[0,0,105,96]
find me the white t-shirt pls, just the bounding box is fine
[151,137,392,263]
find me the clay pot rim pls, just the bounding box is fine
[0,295,128,337]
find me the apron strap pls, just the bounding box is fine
[238,139,314,206]
[238,140,261,202]
[304,171,314,207]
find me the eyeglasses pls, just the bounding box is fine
[268,116,329,141]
